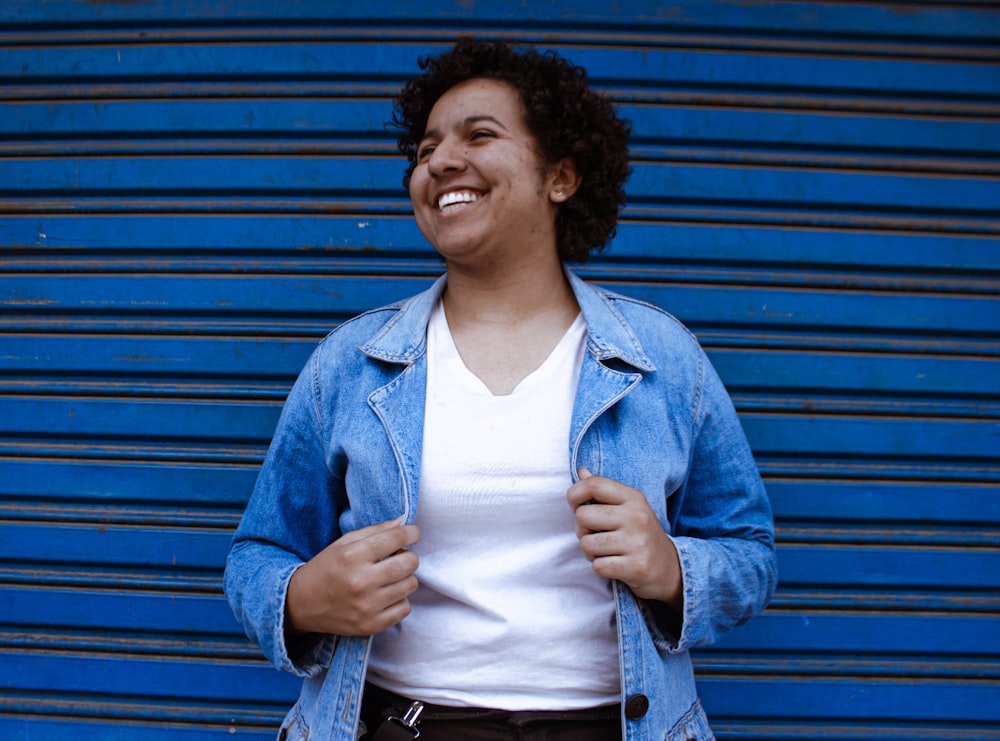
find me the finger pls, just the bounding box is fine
[567,476,605,509]
[575,501,618,531]
[350,523,421,563]
[333,516,405,547]
[375,569,420,604]
[365,596,415,634]
[578,530,624,561]
[353,573,419,634]
[570,477,635,509]
[326,554,418,625]
[589,554,631,583]
[374,523,421,556]
[566,467,598,509]
[363,568,418,612]
[373,547,420,585]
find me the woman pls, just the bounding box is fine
[225,38,777,741]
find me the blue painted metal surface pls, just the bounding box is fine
[0,1,998,739]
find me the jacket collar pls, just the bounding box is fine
[360,269,656,372]
[567,270,656,372]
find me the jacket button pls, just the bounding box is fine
[624,694,649,720]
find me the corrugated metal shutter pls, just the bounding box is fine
[1,2,997,739]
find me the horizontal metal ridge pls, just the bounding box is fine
[3,30,986,60]
[0,391,995,472]
[693,654,1000,679]
[1,216,996,271]
[776,523,999,546]
[757,458,1000,483]
[0,378,294,400]
[11,448,988,476]
[3,259,996,292]
[0,691,286,729]
[2,383,996,418]
[769,587,1000,613]
[6,91,997,152]
[3,198,996,235]
[4,502,996,543]
[0,441,267,465]
[3,143,997,177]
[0,565,221,593]
[0,326,1000,356]
[0,628,258,660]
[2,275,996,332]
[2,647,300,702]
[1,457,993,512]
[7,453,991,482]
[700,610,1000,654]
[1,0,998,40]
[0,500,240,527]
[2,19,999,57]
[4,158,997,214]
[4,83,1000,117]
[695,672,1000,723]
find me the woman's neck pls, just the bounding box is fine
[439,254,581,396]
[441,252,578,327]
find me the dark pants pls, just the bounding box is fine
[361,682,623,741]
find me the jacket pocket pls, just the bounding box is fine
[277,701,310,741]
[665,697,715,741]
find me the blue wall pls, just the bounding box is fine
[1,2,998,738]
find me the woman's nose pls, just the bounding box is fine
[427,138,465,176]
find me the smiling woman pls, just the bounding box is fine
[394,38,632,264]
[223,38,777,741]
[405,78,575,281]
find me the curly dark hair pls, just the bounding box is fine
[392,38,631,263]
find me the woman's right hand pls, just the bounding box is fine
[285,518,421,637]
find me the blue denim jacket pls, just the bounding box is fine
[225,270,777,741]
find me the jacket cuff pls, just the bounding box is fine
[273,562,336,678]
[664,535,704,652]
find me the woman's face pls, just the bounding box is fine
[408,77,566,270]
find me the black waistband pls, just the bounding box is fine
[363,682,622,724]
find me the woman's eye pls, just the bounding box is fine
[470,130,494,141]
[417,145,436,161]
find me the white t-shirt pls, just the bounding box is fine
[367,300,620,710]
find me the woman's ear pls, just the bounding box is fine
[548,158,582,203]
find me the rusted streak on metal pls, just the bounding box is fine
[0,298,58,306]
[3,23,999,60]
[3,201,996,235]
[6,142,998,177]
[2,82,998,117]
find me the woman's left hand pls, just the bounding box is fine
[567,468,683,610]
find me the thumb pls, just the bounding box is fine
[577,467,594,480]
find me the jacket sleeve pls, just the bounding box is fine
[665,352,778,652]
[223,349,344,677]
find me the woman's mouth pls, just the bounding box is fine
[437,190,481,213]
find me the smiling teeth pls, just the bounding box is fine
[438,191,479,210]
